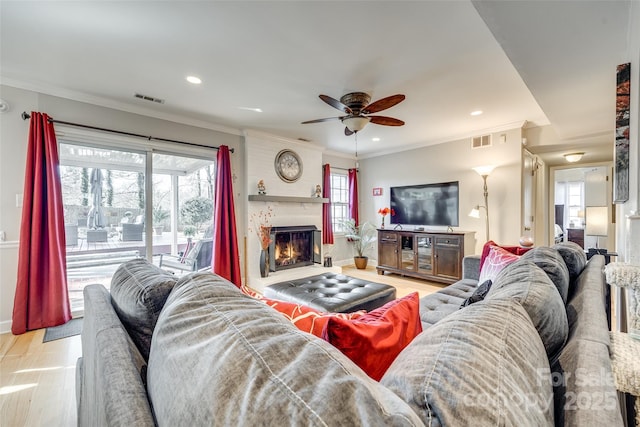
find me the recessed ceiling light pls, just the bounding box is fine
[186,76,202,84]
[237,107,263,113]
[470,110,483,116]
[372,137,381,142]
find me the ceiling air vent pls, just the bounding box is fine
[134,93,165,104]
[471,134,492,149]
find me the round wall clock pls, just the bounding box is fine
[274,149,303,183]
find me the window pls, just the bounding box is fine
[567,181,584,228]
[330,172,348,233]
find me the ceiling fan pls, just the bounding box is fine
[302,92,405,136]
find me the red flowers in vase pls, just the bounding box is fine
[377,207,395,228]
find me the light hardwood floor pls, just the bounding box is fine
[0,266,445,427]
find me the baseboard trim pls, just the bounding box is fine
[0,319,12,335]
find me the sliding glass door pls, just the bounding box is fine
[59,142,215,315]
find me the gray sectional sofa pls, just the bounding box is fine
[76,243,622,426]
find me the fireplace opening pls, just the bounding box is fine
[269,226,321,272]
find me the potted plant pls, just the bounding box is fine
[152,207,170,236]
[342,219,377,269]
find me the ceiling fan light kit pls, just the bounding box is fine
[342,116,371,132]
[302,91,405,135]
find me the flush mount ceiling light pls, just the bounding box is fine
[564,152,584,163]
[186,76,202,84]
[237,107,263,113]
[470,110,483,116]
[372,137,381,142]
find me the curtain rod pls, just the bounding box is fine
[21,112,234,153]
[326,164,358,172]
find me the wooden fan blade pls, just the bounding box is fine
[362,94,405,114]
[344,127,354,136]
[320,95,353,114]
[369,116,405,126]
[301,117,344,124]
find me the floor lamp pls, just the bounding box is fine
[470,165,496,242]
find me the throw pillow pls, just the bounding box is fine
[322,292,423,381]
[521,246,571,304]
[460,279,493,308]
[241,286,366,337]
[478,245,521,284]
[552,241,587,286]
[479,240,532,270]
[109,258,178,360]
[260,297,365,337]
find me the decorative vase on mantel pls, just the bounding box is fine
[259,248,269,278]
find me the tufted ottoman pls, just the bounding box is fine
[264,273,396,313]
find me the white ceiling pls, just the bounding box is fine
[0,1,634,164]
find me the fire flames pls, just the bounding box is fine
[275,241,298,266]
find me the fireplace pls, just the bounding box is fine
[269,226,321,272]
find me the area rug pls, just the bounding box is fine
[43,318,83,343]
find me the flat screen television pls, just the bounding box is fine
[390,181,459,227]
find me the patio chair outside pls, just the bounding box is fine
[159,238,213,273]
[121,223,144,241]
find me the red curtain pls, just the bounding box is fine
[212,145,241,287]
[12,112,71,334]
[348,168,359,225]
[322,164,334,244]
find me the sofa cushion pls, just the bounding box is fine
[551,338,622,426]
[419,279,476,328]
[478,245,521,283]
[322,292,423,381]
[553,241,587,288]
[109,258,177,360]
[565,255,610,347]
[147,272,425,426]
[381,298,553,426]
[521,246,570,304]
[486,260,568,360]
[78,284,155,427]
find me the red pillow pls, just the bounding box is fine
[479,240,531,270]
[321,292,423,381]
[263,298,365,337]
[478,245,521,284]
[240,287,365,337]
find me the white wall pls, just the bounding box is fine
[0,84,243,333]
[617,0,640,262]
[244,131,325,289]
[358,127,524,254]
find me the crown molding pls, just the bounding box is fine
[243,129,325,152]
[1,78,242,136]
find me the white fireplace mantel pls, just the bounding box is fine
[248,195,328,203]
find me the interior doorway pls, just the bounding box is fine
[550,163,614,253]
